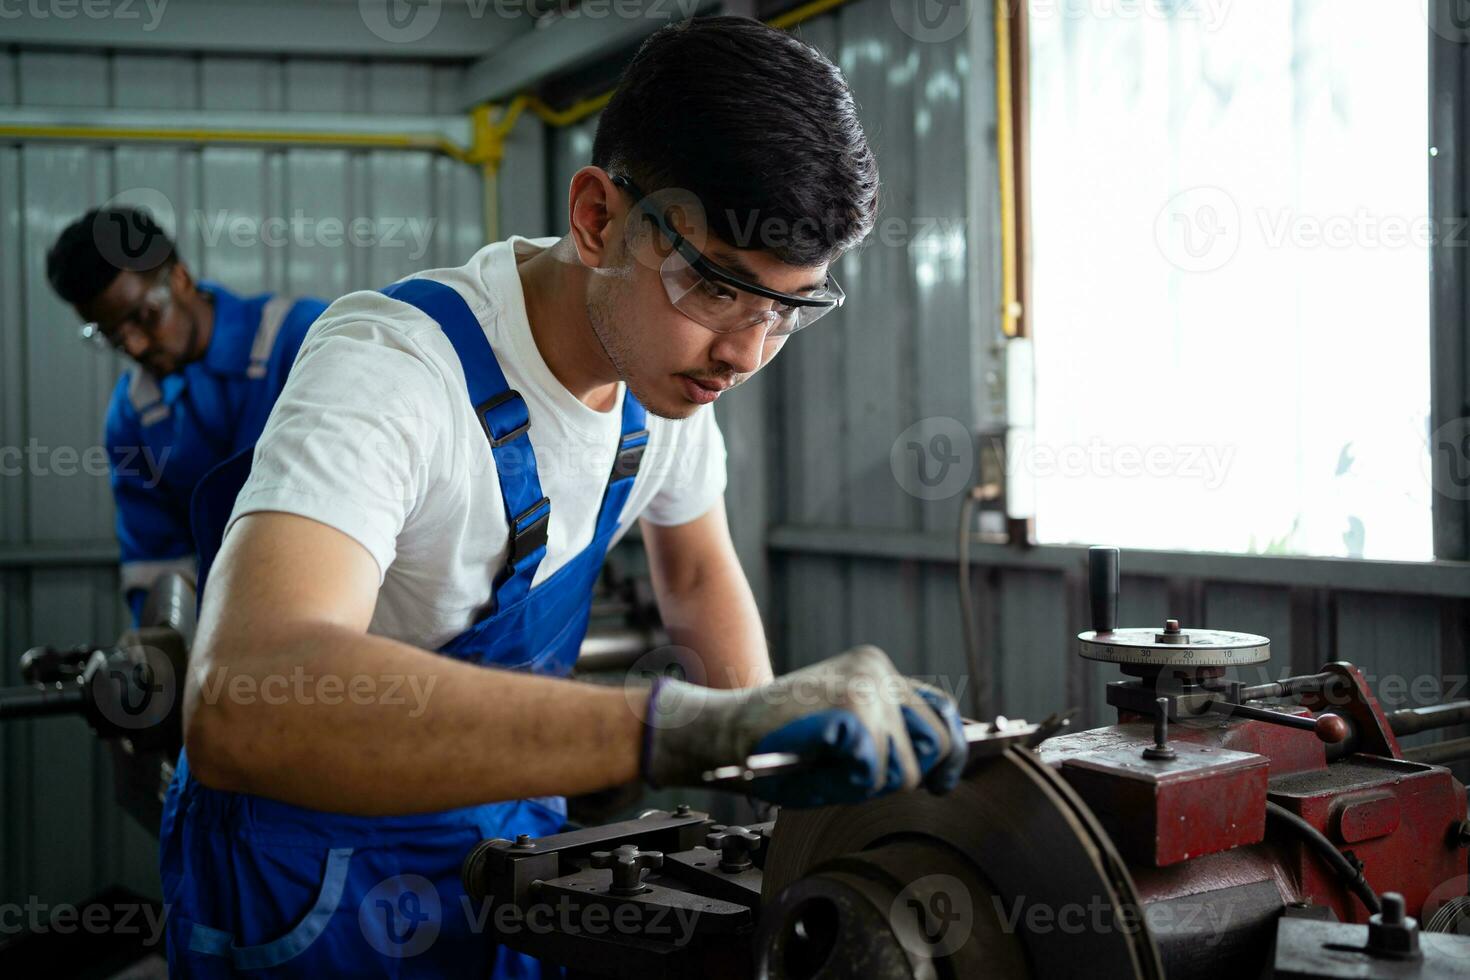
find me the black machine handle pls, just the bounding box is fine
[1089,546,1119,634]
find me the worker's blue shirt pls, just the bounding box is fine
[104,282,326,622]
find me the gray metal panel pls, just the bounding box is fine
[110,53,201,109]
[458,0,719,107]
[1431,9,1470,560]
[1336,593,1445,749]
[925,562,986,718]
[3,0,531,59]
[200,56,284,111]
[996,568,1070,723]
[0,146,25,545]
[776,554,848,675]
[1204,582,1295,689]
[838,0,914,534]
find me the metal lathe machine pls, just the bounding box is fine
[5,552,1470,977]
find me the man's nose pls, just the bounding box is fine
[710,319,770,375]
[120,325,151,359]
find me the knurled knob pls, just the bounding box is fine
[705,825,761,872]
[589,844,663,896]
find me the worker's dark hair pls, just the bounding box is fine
[47,206,177,306]
[592,16,879,267]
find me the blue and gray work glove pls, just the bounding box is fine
[640,645,968,808]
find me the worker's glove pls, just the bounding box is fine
[640,645,968,808]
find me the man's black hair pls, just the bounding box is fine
[592,16,879,267]
[47,206,177,307]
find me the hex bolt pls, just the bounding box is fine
[705,825,762,873]
[1366,892,1421,960]
[511,834,535,850]
[590,844,663,896]
[1142,697,1177,761]
[674,803,692,817]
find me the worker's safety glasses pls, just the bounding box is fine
[79,278,171,353]
[611,174,845,337]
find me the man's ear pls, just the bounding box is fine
[567,167,622,271]
[168,260,194,296]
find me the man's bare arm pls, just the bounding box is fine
[640,499,773,690]
[183,511,644,815]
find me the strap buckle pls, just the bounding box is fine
[508,497,551,563]
[612,429,650,481]
[476,389,531,448]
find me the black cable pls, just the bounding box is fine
[1265,801,1381,915]
[957,488,987,718]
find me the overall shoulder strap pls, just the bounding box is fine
[380,277,549,612]
[593,389,650,540]
[246,296,295,379]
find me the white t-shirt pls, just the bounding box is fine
[227,236,727,650]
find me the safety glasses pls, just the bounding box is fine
[78,277,171,353]
[611,174,844,337]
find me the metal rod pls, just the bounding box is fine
[0,684,85,721]
[1386,701,1470,736]
[1238,671,1337,702]
[1203,700,1349,744]
[1401,736,1470,766]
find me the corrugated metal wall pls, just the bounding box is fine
[0,49,483,910]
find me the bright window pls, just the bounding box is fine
[1027,1,1433,560]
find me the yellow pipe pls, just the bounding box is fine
[768,0,851,30]
[994,0,1022,339]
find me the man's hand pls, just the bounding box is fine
[641,645,967,807]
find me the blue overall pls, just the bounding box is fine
[107,283,325,623]
[159,278,650,977]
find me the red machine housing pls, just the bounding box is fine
[1038,663,1467,951]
